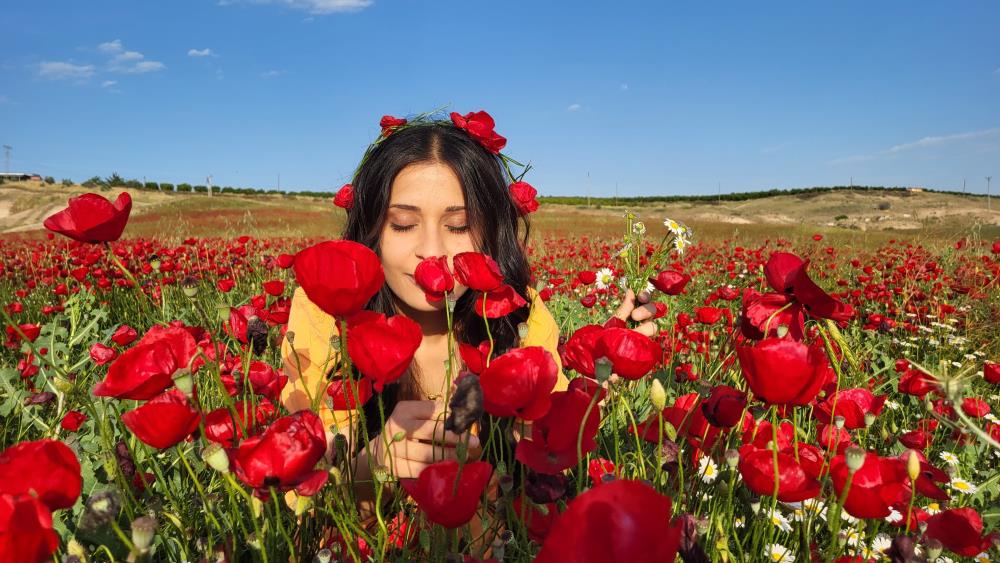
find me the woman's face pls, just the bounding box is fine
[380,161,477,313]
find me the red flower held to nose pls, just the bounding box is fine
[0,439,82,511]
[293,240,384,318]
[414,256,455,302]
[232,410,328,497]
[43,192,132,243]
[122,388,202,449]
[400,460,492,529]
[452,252,504,292]
[346,311,422,392]
[736,338,832,406]
[534,480,681,563]
[479,346,558,420]
[596,328,661,380]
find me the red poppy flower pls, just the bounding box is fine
[60,410,87,432]
[43,192,132,243]
[577,270,597,285]
[509,181,539,214]
[449,110,507,154]
[479,346,558,420]
[89,342,118,365]
[633,393,732,451]
[0,493,60,563]
[830,452,910,519]
[534,480,681,563]
[231,410,328,497]
[701,385,747,428]
[262,279,285,296]
[512,497,558,543]
[815,388,887,430]
[111,324,138,346]
[474,284,528,318]
[561,324,604,377]
[516,387,601,474]
[961,397,990,418]
[596,328,661,380]
[204,400,275,447]
[0,439,81,511]
[648,270,690,295]
[326,377,373,410]
[400,460,492,529]
[239,360,288,401]
[985,361,1000,384]
[737,444,821,502]
[293,240,384,318]
[924,508,993,557]
[333,184,354,210]
[763,252,854,322]
[739,288,805,340]
[588,458,616,487]
[414,256,455,302]
[93,326,198,400]
[897,367,937,398]
[380,115,407,136]
[346,311,422,392]
[452,252,504,292]
[459,340,491,375]
[121,389,202,449]
[736,338,832,406]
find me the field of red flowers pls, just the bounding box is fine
[1,192,999,562]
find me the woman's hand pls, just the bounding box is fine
[612,288,659,337]
[364,400,481,480]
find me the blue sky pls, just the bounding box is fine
[3,1,999,197]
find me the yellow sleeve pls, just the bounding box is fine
[280,287,356,431]
[522,287,569,391]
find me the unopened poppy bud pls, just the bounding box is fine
[444,374,483,435]
[595,356,612,383]
[314,548,333,563]
[776,325,789,339]
[392,431,406,443]
[650,379,667,411]
[172,368,193,397]
[845,446,866,473]
[906,450,921,482]
[284,330,295,345]
[517,322,530,340]
[201,443,229,474]
[130,515,157,552]
[750,496,761,514]
[834,415,846,430]
[53,377,75,393]
[864,412,876,427]
[724,448,739,469]
[924,538,942,560]
[215,304,230,323]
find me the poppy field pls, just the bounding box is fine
[1,192,999,562]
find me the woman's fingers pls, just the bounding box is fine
[613,289,637,321]
[408,419,479,447]
[395,440,461,464]
[633,320,658,337]
[630,303,658,322]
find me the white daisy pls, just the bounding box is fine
[925,502,942,515]
[766,508,792,533]
[884,508,903,524]
[973,553,992,563]
[697,455,718,483]
[595,268,614,290]
[939,451,960,466]
[949,478,978,495]
[663,217,683,236]
[871,534,892,557]
[673,236,689,255]
[842,528,863,547]
[734,517,746,529]
[765,543,795,562]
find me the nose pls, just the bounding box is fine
[414,225,447,261]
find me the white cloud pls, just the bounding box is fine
[38,61,96,80]
[620,83,629,91]
[188,48,216,57]
[126,61,166,73]
[260,69,282,78]
[101,80,118,88]
[829,127,1000,165]
[221,0,374,14]
[567,103,582,112]
[98,39,123,53]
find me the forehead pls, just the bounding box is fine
[389,162,465,208]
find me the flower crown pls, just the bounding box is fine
[332,108,539,215]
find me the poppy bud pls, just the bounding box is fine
[750,496,761,514]
[906,450,920,482]
[649,379,667,410]
[328,467,344,486]
[130,515,157,552]
[776,325,789,338]
[445,374,483,435]
[201,443,230,474]
[595,356,612,383]
[149,255,161,270]
[844,446,866,473]
[295,494,312,516]
[371,465,393,484]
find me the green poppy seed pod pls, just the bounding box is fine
[130,515,157,552]
[749,496,761,514]
[372,465,393,484]
[200,443,230,474]
[864,412,876,428]
[314,548,333,563]
[517,322,530,340]
[880,426,890,442]
[776,325,789,339]
[924,538,942,560]
[595,356,613,383]
[724,448,739,469]
[906,450,921,482]
[181,276,199,298]
[284,330,295,345]
[81,490,121,531]
[171,368,193,397]
[328,467,344,487]
[148,255,161,271]
[834,415,846,430]
[392,431,406,443]
[650,379,667,411]
[215,304,230,323]
[845,446,866,473]
[53,376,74,394]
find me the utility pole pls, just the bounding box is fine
[988,176,992,211]
[2,145,11,173]
[207,175,213,197]
[718,181,721,204]
[277,173,281,192]
[963,178,966,194]
[586,172,590,207]
[614,181,618,207]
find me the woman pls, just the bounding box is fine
[279,111,657,523]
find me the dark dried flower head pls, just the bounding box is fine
[81,490,121,531]
[246,315,269,356]
[444,373,483,435]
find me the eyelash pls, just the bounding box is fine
[389,223,470,234]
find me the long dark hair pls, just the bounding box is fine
[341,121,533,442]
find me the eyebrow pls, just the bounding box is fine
[389,204,466,212]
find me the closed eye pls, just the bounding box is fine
[389,223,470,234]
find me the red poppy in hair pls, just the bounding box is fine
[450,110,507,154]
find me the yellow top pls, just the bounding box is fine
[279,286,569,431]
